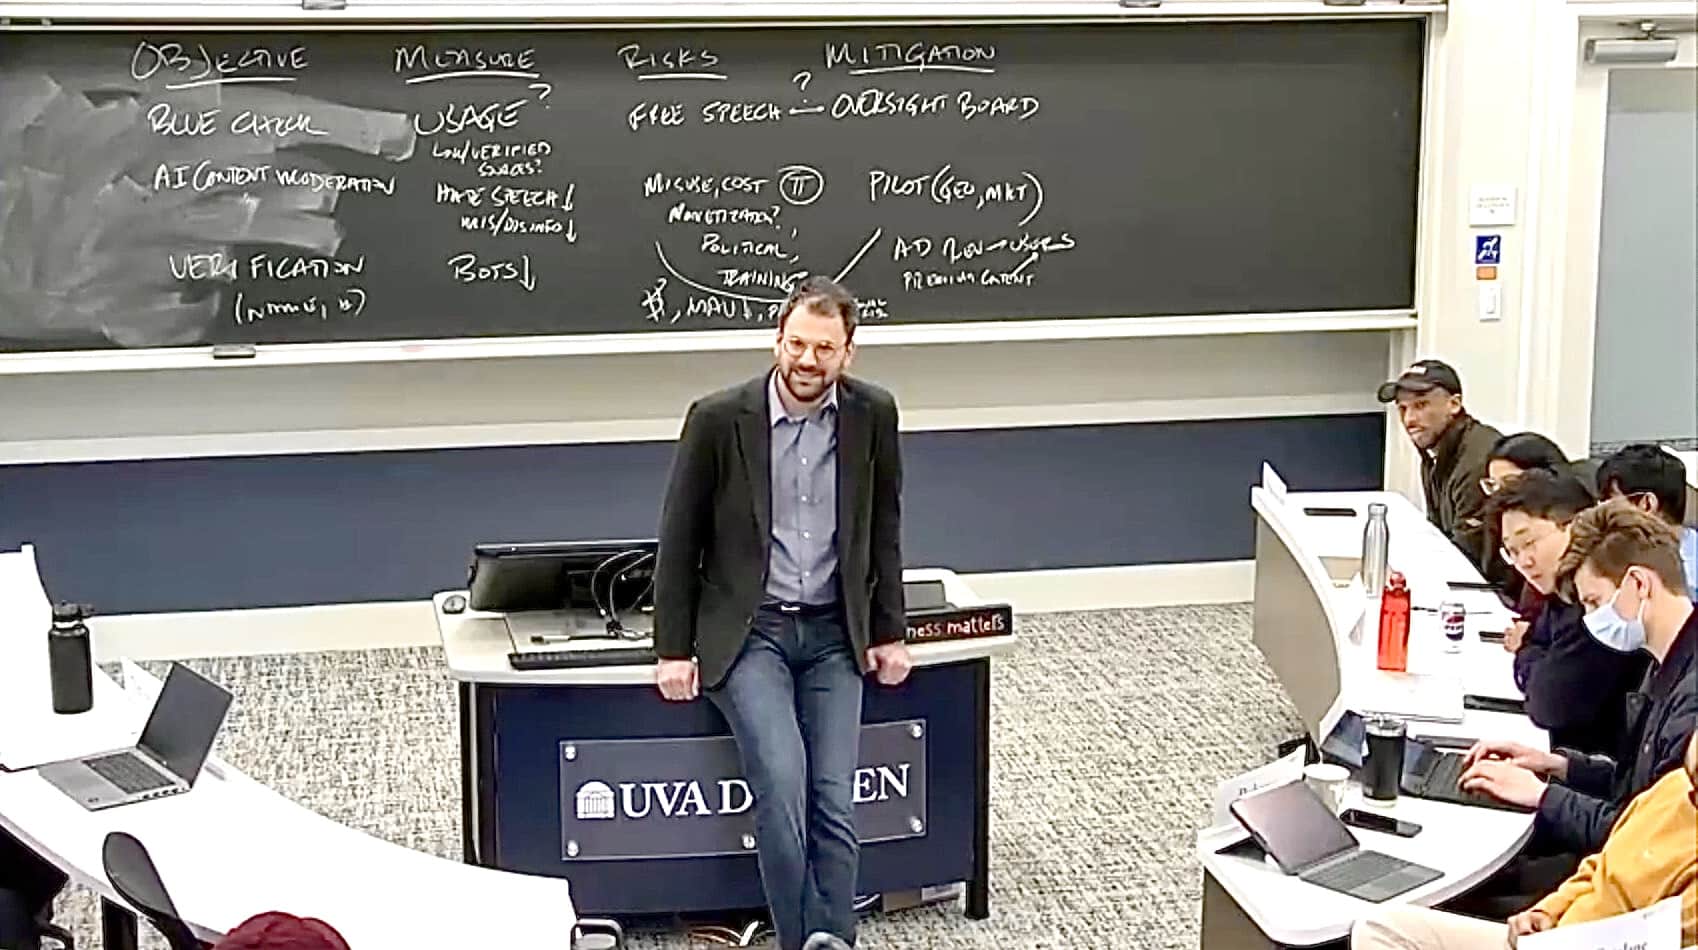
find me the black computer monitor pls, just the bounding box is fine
[466,539,658,614]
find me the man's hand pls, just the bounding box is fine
[1502,620,1530,653]
[1507,909,1555,946]
[865,642,913,687]
[656,659,699,701]
[1463,739,1565,778]
[1460,760,1548,809]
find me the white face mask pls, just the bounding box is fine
[1583,571,1650,654]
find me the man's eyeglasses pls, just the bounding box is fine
[782,337,843,362]
[1500,527,1561,566]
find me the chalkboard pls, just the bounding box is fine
[0,20,1422,350]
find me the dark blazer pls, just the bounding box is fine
[653,373,906,690]
[1512,597,1649,756]
[1420,412,1505,585]
[1535,612,1697,854]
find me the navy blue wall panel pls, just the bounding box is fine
[0,415,1383,614]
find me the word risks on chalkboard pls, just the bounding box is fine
[0,24,1422,349]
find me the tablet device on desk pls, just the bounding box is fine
[1228,780,1442,902]
[1401,741,1536,814]
[37,663,232,811]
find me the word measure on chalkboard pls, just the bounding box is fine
[0,22,1422,352]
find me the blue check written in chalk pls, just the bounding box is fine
[1475,235,1502,266]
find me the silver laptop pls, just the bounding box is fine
[37,663,232,811]
[1229,780,1443,902]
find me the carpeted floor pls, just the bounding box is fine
[50,603,1302,949]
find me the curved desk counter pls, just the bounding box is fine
[439,567,1016,922]
[0,548,583,950]
[1197,487,1547,948]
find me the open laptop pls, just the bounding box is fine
[1229,780,1443,902]
[37,663,233,811]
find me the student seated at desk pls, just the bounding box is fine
[1377,360,1509,592]
[1350,731,1697,949]
[1597,444,1698,596]
[1451,501,1697,914]
[1482,432,1591,613]
[1487,472,1646,757]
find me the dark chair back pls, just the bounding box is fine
[101,833,200,950]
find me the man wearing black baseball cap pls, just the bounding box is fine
[1377,359,1505,582]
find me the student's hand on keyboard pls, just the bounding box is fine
[1459,760,1548,809]
[1463,739,1564,777]
[1507,909,1555,946]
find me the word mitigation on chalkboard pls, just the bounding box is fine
[904,604,1013,644]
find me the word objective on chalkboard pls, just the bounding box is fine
[0,23,1423,350]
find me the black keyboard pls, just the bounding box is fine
[86,753,174,794]
[508,647,655,670]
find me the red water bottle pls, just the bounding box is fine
[1376,571,1411,671]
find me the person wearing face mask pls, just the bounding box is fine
[1349,731,1697,949]
[1450,500,1696,915]
[1486,472,1647,756]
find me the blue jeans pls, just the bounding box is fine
[708,607,864,950]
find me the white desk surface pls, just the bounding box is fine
[438,567,1017,686]
[0,549,581,948]
[1216,488,1547,945]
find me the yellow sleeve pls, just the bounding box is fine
[1533,851,1602,921]
[1534,791,1652,921]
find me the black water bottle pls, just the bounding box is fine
[49,602,94,714]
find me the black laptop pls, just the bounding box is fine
[1229,781,1443,902]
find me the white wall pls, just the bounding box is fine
[1590,68,1698,449]
[1390,0,1697,498]
[0,330,1392,464]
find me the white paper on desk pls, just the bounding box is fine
[1447,587,1518,624]
[1210,747,1306,830]
[0,701,139,771]
[1520,896,1683,950]
[1354,671,1465,723]
[119,658,162,704]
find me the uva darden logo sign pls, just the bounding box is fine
[574,765,912,821]
[558,720,927,862]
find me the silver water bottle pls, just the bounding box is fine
[1362,503,1390,595]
